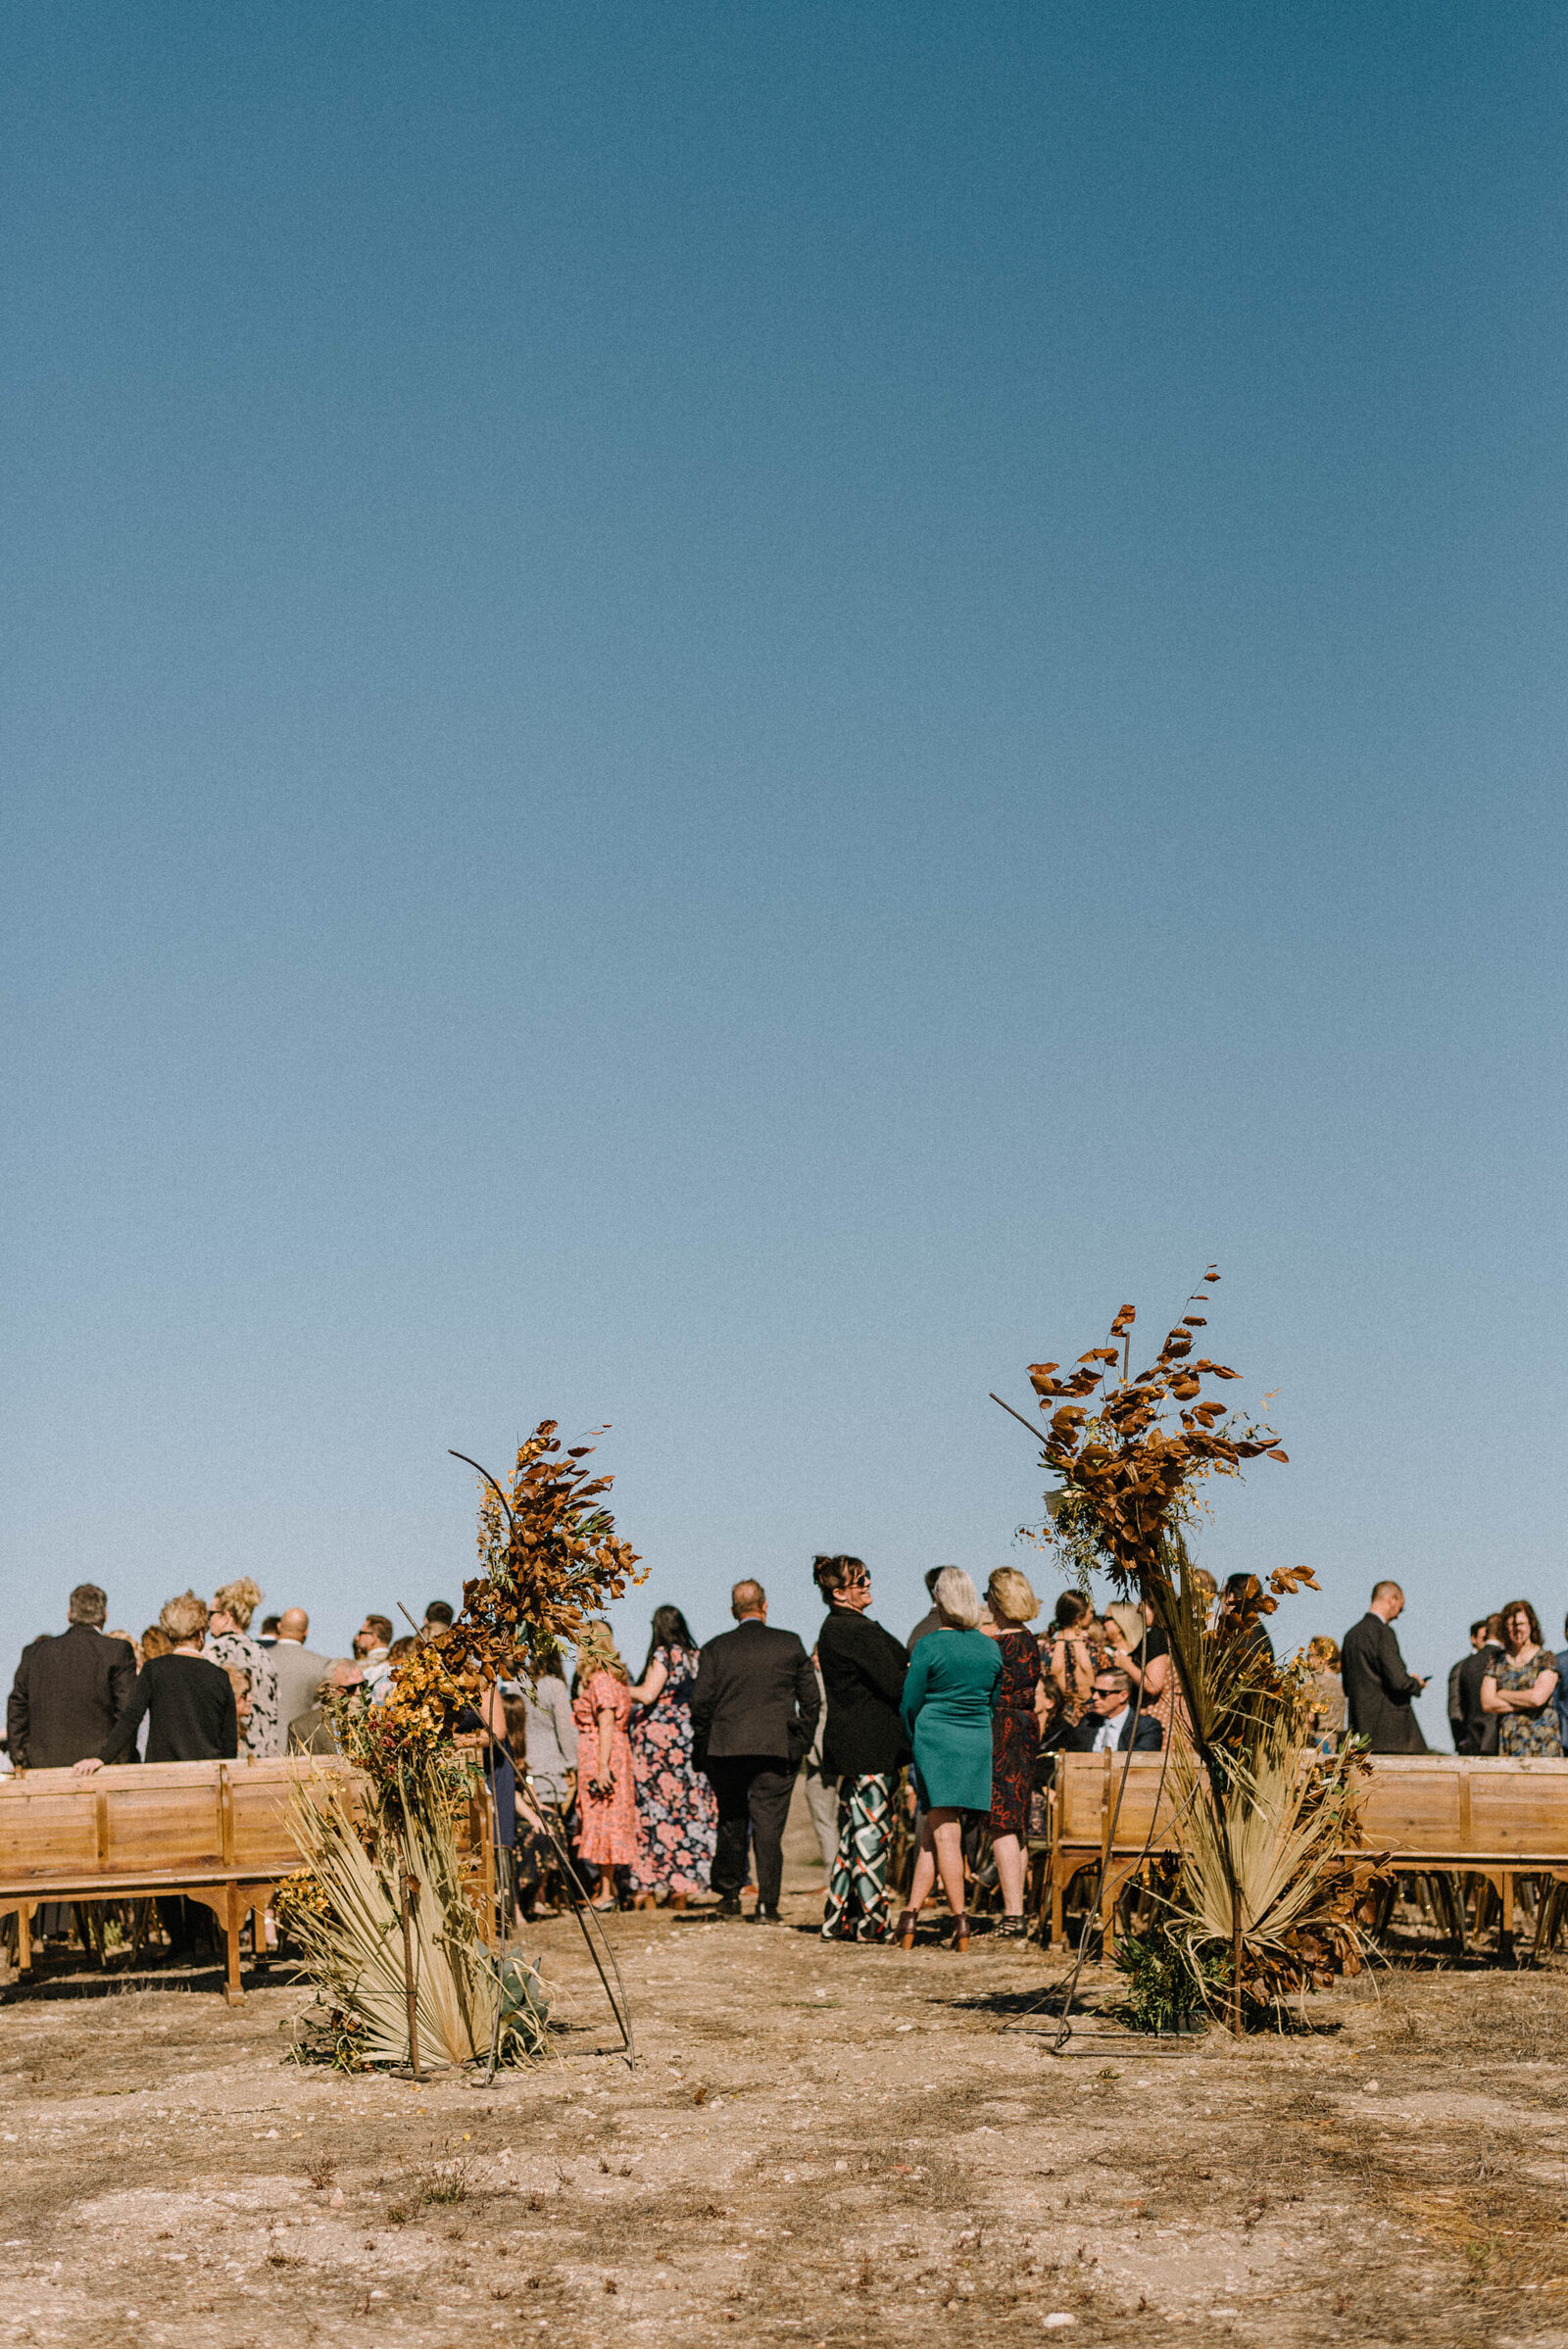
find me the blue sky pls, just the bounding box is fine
[4,3,1564,1733]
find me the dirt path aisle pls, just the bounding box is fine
[4,1873,1568,2348]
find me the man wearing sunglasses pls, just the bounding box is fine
[1067,1667,1163,1754]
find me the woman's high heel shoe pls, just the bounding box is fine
[952,1913,970,1953]
[896,1908,918,1950]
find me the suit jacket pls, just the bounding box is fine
[269,1642,335,1744]
[1454,1641,1502,1755]
[1342,1613,1427,1752]
[7,1623,137,1769]
[816,1610,910,1778]
[691,1619,820,1764]
[1067,1709,1163,1754]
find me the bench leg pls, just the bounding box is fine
[17,1902,32,1974]
[223,1889,244,2004]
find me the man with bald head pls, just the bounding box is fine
[1342,1581,1428,1752]
[269,1609,335,1746]
[691,1580,820,1923]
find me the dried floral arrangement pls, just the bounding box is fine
[380,1421,644,1779]
[290,1419,642,2071]
[1022,1275,1384,2029]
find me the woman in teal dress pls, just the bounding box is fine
[896,1568,1002,1952]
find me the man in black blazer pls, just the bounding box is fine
[691,1581,820,1924]
[7,1585,137,1770]
[1067,1669,1163,1753]
[1342,1582,1428,1752]
[1452,1614,1502,1755]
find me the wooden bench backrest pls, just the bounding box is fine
[1054,1751,1179,1852]
[0,1757,365,1890]
[1053,1750,1568,1866]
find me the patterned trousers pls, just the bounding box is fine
[820,1772,897,1941]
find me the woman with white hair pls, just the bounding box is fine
[895,1567,1002,1952]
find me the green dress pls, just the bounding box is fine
[1493,1648,1563,1757]
[901,1627,1003,1810]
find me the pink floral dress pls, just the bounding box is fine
[572,1671,642,1867]
[630,1644,717,1895]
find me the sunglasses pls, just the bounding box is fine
[1092,1686,1125,1700]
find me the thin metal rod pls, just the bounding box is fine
[527,1777,635,2068]
[989,1392,1050,1445]
[448,1449,515,1532]
[399,1870,422,2080]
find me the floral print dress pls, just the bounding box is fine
[1493,1647,1564,1757]
[630,1644,717,1894]
[571,1672,642,1867]
[204,1631,280,1758]
[987,1631,1042,1836]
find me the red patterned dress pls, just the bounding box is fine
[630,1644,717,1895]
[987,1630,1043,1837]
[572,1672,642,1868]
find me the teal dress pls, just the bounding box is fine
[901,1628,1004,1810]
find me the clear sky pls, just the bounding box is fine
[5,3,1564,1737]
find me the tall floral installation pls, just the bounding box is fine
[1024,1275,1383,2031]
[287,1420,644,2070]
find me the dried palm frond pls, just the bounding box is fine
[1160,1701,1382,2011]
[287,1763,548,2071]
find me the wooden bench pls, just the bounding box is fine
[1046,1750,1568,1953]
[0,1756,366,2002]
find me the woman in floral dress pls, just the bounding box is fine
[1482,1600,1562,1757]
[982,1569,1051,1938]
[205,1578,280,1758]
[572,1625,642,1906]
[1041,1590,1096,1732]
[628,1607,716,1907]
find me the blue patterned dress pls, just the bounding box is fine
[630,1644,718,1894]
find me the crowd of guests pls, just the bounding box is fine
[519,1557,1188,1949]
[11,1564,1559,1962]
[4,1560,1174,1952]
[1303,1582,1568,1759]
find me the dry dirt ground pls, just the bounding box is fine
[5,1811,1568,2349]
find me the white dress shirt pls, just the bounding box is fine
[1091,1705,1130,1752]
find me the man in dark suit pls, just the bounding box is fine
[1342,1581,1428,1752]
[691,1579,820,1924]
[1067,1669,1163,1753]
[7,1585,137,1770]
[1452,1613,1503,1755]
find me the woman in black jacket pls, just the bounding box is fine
[74,1589,238,1962]
[74,1590,238,1770]
[813,1554,909,1944]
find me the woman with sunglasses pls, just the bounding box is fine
[813,1554,910,1943]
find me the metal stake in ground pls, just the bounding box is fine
[400,1868,422,2080]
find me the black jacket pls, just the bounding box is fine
[1067,1710,1163,1754]
[1453,1641,1502,1755]
[816,1611,910,1778]
[99,1653,238,1765]
[1342,1613,1427,1753]
[7,1623,138,1769]
[691,1619,820,1764]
